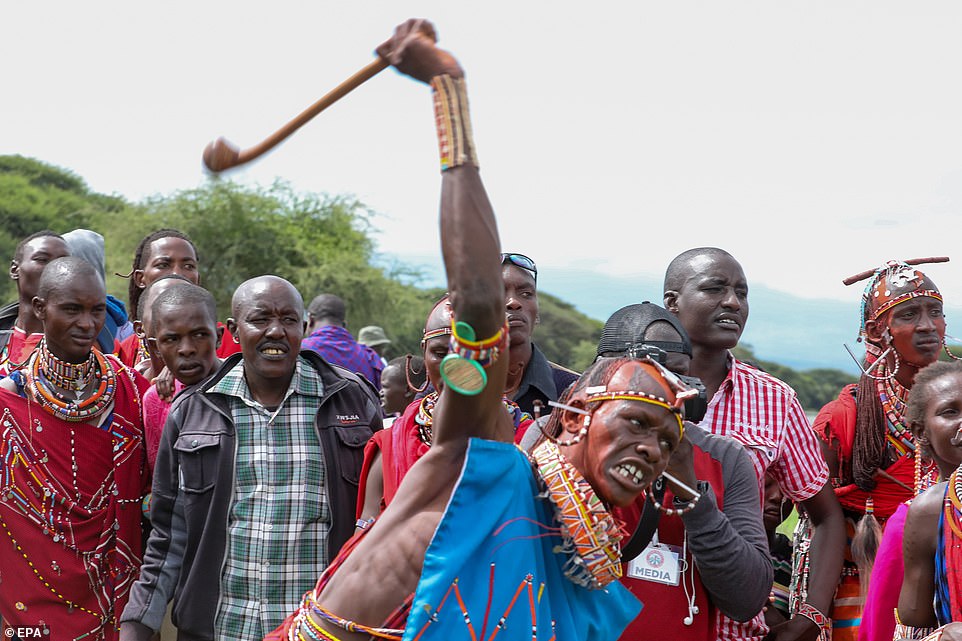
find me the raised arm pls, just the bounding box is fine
[376,20,510,446]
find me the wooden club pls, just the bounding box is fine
[203,57,389,173]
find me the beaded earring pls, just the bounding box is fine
[404,353,429,393]
[546,400,590,447]
[553,413,590,447]
[943,336,962,361]
[649,486,700,516]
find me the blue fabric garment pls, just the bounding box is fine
[99,294,129,352]
[404,438,640,641]
[935,483,951,627]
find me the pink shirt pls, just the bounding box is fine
[142,379,184,472]
[699,355,830,641]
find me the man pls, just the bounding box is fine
[302,293,384,388]
[664,247,845,641]
[595,302,772,641]
[120,275,382,641]
[140,281,222,470]
[357,325,391,365]
[0,256,150,641]
[812,259,947,641]
[500,251,579,417]
[268,20,690,641]
[0,230,70,374]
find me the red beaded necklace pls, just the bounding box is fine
[26,341,117,422]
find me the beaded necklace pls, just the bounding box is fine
[876,361,915,456]
[531,439,623,589]
[26,341,117,422]
[40,340,96,395]
[946,465,962,541]
[415,391,530,446]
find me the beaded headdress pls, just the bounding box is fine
[843,257,947,363]
[583,358,694,439]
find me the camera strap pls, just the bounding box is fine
[621,476,667,561]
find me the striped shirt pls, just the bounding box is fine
[210,357,330,641]
[699,354,829,641]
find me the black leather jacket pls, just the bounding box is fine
[121,350,382,640]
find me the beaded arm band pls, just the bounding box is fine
[796,602,830,631]
[430,74,478,171]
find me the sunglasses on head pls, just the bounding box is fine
[501,253,537,280]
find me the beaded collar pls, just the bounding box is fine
[531,439,623,589]
[415,391,530,446]
[26,341,117,422]
[876,362,915,456]
[40,339,96,393]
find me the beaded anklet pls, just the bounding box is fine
[430,74,478,171]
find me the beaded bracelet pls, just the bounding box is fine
[450,319,508,365]
[430,74,479,171]
[796,602,830,631]
[439,319,509,396]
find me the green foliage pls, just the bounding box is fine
[0,155,129,302]
[733,344,857,413]
[94,179,437,358]
[0,154,855,396]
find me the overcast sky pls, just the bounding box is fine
[4,2,961,314]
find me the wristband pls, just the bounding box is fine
[431,74,479,171]
[439,319,508,396]
[355,517,375,531]
[796,602,830,631]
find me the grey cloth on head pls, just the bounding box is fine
[62,229,106,282]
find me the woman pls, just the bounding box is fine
[895,361,962,640]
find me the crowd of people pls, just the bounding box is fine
[1,18,960,641]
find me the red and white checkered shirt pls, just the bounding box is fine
[699,354,829,641]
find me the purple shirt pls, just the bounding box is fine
[301,325,383,388]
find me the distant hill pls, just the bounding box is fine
[381,254,962,377]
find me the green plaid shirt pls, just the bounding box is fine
[209,356,330,641]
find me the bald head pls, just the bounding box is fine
[232,275,304,318]
[37,256,104,301]
[424,294,453,334]
[663,247,737,294]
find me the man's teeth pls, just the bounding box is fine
[263,348,284,355]
[717,319,737,325]
[616,464,645,485]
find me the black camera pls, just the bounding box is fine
[625,343,708,424]
[676,374,708,424]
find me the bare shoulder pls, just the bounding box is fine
[907,482,946,521]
